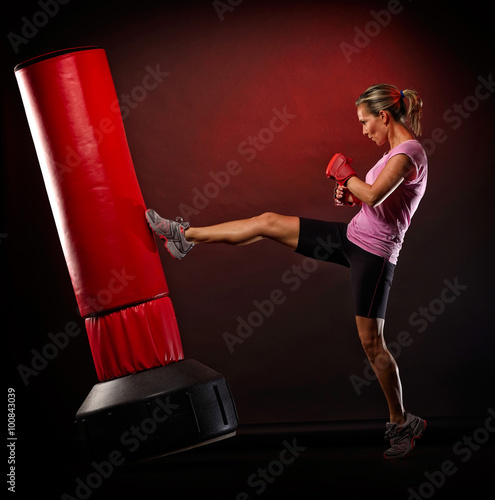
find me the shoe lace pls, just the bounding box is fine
[175,216,184,223]
[384,426,397,442]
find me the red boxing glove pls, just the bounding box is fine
[326,153,357,186]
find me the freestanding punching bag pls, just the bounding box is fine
[14,46,238,461]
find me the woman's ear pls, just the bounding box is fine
[379,110,390,125]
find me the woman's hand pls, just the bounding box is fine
[334,183,345,203]
[334,183,359,206]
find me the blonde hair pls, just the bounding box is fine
[356,84,423,136]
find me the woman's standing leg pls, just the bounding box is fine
[355,316,405,424]
[357,315,427,459]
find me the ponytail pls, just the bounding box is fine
[356,84,423,136]
[401,88,423,137]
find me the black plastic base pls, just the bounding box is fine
[75,359,238,462]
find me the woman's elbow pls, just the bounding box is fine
[363,194,381,208]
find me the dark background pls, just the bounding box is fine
[2,0,494,498]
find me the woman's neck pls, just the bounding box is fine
[388,123,415,150]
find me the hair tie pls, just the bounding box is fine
[400,90,405,98]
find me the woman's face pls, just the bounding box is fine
[357,104,387,146]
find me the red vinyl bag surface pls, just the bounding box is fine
[15,47,184,380]
[85,296,182,380]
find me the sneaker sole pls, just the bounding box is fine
[145,210,184,260]
[384,419,427,461]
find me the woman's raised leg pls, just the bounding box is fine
[185,212,300,250]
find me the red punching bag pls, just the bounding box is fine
[15,46,237,461]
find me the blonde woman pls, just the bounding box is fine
[146,84,428,459]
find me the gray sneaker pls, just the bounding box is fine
[383,412,426,460]
[145,209,194,260]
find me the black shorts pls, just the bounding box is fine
[295,218,395,319]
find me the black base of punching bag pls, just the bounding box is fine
[75,360,238,462]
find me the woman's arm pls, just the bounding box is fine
[346,154,415,207]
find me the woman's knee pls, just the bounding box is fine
[356,317,385,363]
[255,212,280,230]
[360,335,381,362]
[359,333,396,370]
[251,212,299,249]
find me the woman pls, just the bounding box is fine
[146,84,428,460]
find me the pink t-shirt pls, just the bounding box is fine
[347,140,428,264]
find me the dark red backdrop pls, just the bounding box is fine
[3,0,493,452]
